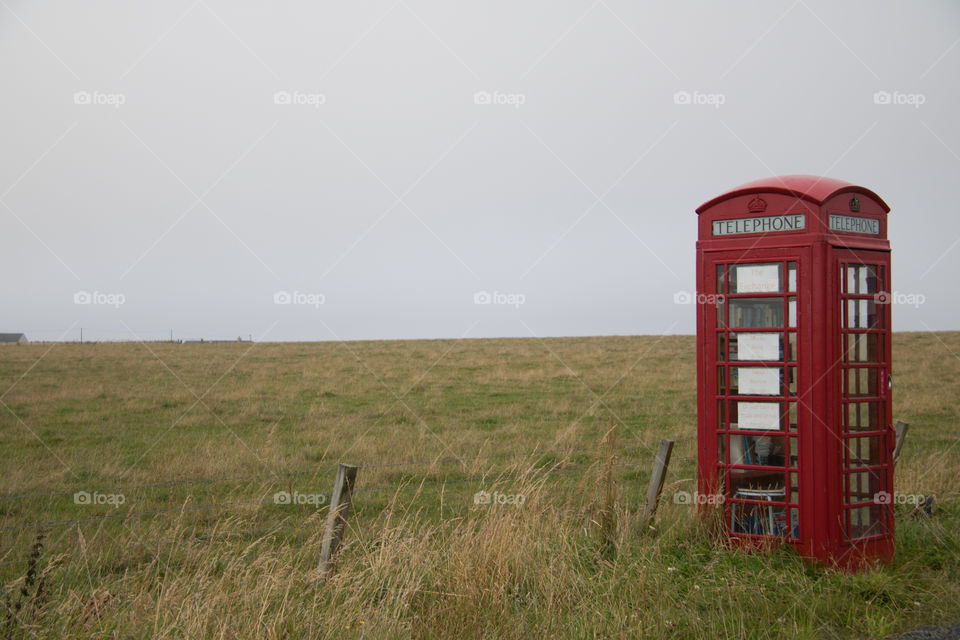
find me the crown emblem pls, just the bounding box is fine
[747,196,767,213]
[849,196,860,212]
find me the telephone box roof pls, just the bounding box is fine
[696,175,890,214]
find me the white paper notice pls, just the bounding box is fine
[737,367,780,395]
[737,333,780,361]
[738,402,781,430]
[735,264,780,293]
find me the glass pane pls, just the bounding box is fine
[787,333,797,361]
[730,469,785,493]
[845,368,879,397]
[849,504,886,539]
[788,262,797,292]
[717,333,726,360]
[846,436,884,467]
[717,367,726,394]
[788,297,797,327]
[730,299,784,328]
[846,265,879,295]
[732,367,780,396]
[848,469,885,502]
[790,508,800,539]
[732,401,781,431]
[731,495,789,537]
[729,434,786,467]
[716,265,725,293]
[732,263,782,294]
[730,333,783,362]
[717,298,726,328]
[844,333,879,363]
[845,266,857,294]
[786,436,798,468]
[846,299,879,329]
[845,402,880,431]
[718,434,726,464]
[717,400,726,429]
[787,367,797,395]
[787,402,798,432]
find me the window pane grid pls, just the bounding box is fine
[838,260,889,541]
[712,259,799,539]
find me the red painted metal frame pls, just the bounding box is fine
[695,176,892,570]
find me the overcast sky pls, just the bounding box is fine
[1,1,958,342]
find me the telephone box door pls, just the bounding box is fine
[703,250,806,543]
[833,249,894,550]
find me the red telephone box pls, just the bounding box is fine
[695,175,893,569]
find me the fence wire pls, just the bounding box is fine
[0,439,695,504]
[1,440,697,568]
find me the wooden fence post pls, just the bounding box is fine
[640,439,674,527]
[318,463,358,577]
[893,421,910,465]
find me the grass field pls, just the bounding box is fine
[0,332,958,638]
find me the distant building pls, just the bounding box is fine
[0,333,28,344]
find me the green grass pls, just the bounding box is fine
[0,333,957,638]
